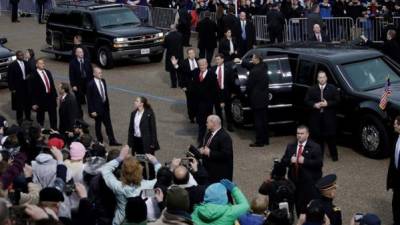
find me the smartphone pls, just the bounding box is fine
[180,158,191,167]
[136,154,147,162]
[279,202,290,217]
[142,189,156,198]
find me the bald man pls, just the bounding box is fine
[200,115,233,183]
[192,59,219,144]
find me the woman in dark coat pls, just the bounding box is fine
[218,29,238,62]
[24,48,36,74]
[128,96,160,155]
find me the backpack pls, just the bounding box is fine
[270,180,295,210]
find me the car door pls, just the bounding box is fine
[265,56,295,125]
[292,57,317,124]
[63,11,83,51]
[80,13,96,52]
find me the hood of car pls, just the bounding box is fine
[364,82,400,104]
[99,25,161,37]
[0,46,13,58]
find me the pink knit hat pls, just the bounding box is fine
[69,142,86,160]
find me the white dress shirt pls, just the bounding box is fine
[395,136,400,169]
[17,60,25,80]
[37,69,50,93]
[94,78,106,102]
[189,58,197,71]
[134,110,144,137]
[228,38,234,54]
[215,64,225,89]
[206,127,221,146]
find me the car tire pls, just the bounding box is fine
[231,98,245,127]
[358,114,390,158]
[97,46,114,69]
[149,52,163,63]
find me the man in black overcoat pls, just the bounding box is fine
[200,115,233,183]
[191,59,219,144]
[10,0,20,22]
[164,24,184,88]
[8,50,31,124]
[245,53,269,147]
[238,11,256,57]
[58,82,79,135]
[196,11,218,65]
[69,47,93,119]
[31,58,58,129]
[387,116,400,225]
[304,71,340,161]
[281,125,323,216]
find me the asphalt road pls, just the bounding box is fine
[0,15,394,224]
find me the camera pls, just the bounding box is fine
[136,154,148,162]
[41,129,52,135]
[180,157,193,168]
[64,179,75,196]
[141,189,156,198]
[354,213,364,222]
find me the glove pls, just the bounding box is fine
[220,179,236,192]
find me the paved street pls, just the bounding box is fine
[0,15,393,224]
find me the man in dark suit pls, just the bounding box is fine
[305,71,340,161]
[281,125,323,216]
[37,0,48,24]
[267,3,285,43]
[362,29,400,65]
[69,47,93,119]
[10,0,20,22]
[192,59,219,144]
[222,7,241,40]
[196,11,218,65]
[8,50,31,125]
[58,82,79,136]
[176,7,192,47]
[238,11,256,57]
[163,24,184,88]
[172,48,198,123]
[86,67,121,146]
[72,35,91,60]
[309,24,331,42]
[200,115,233,183]
[213,53,238,132]
[31,58,58,129]
[245,53,269,147]
[387,116,400,225]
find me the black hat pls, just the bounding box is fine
[125,197,147,223]
[271,162,287,179]
[4,125,22,136]
[39,187,64,202]
[73,119,89,129]
[315,174,337,191]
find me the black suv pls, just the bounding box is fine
[0,38,16,86]
[42,2,164,68]
[233,44,400,158]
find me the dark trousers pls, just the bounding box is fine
[268,28,283,44]
[16,107,31,125]
[36,106,57,130]
[169,70,178,88]
[199,48,214,65]
[197,101,214,144]
[73,90,84,119]
[37,3,45,23]
[238,39,249,57]
[94,112,116,143]
[393,188,400,225]
[11,2,18,22]
[185,90,196,121]
[180,29,191,46]
[214,97,233,127]
[132,136,144,154]
[253,108,269,144]
[317,135,338,159]
[294,181,318,216]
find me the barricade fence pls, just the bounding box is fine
[0,1,398,43]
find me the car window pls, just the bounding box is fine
[48,12,65,24]
[342,57,400,91]
[96,8,141,28]
[82,13,94,29]
[297,59,315,86]
[265,59,292,84]
[68,11,82,27]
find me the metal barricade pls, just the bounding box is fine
[0,0,56,16]
[287,17,308,42]
[355,17,386,42]
[252,15,268,42]
[150,7,176,30]
[323,17,354,42]
[128,5,152,25]
[392,16,400,28]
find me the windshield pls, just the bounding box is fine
[96,9,140,28]
[341,57,400,91]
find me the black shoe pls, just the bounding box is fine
[227,125,234,132]
[171,85,177,88]
[331,156,338,162]
[109,141,122,146]
[249,143,264,147]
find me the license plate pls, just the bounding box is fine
[141,48,150,55]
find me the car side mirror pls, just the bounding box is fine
[0,38,7,45]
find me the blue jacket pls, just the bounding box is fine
[238,212,265,225]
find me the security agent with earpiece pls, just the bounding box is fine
[314,174,342,225]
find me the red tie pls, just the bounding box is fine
[42,71,50,94]
[217,66,222,89]
[296,144,303,163]
[199,71,204,82]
